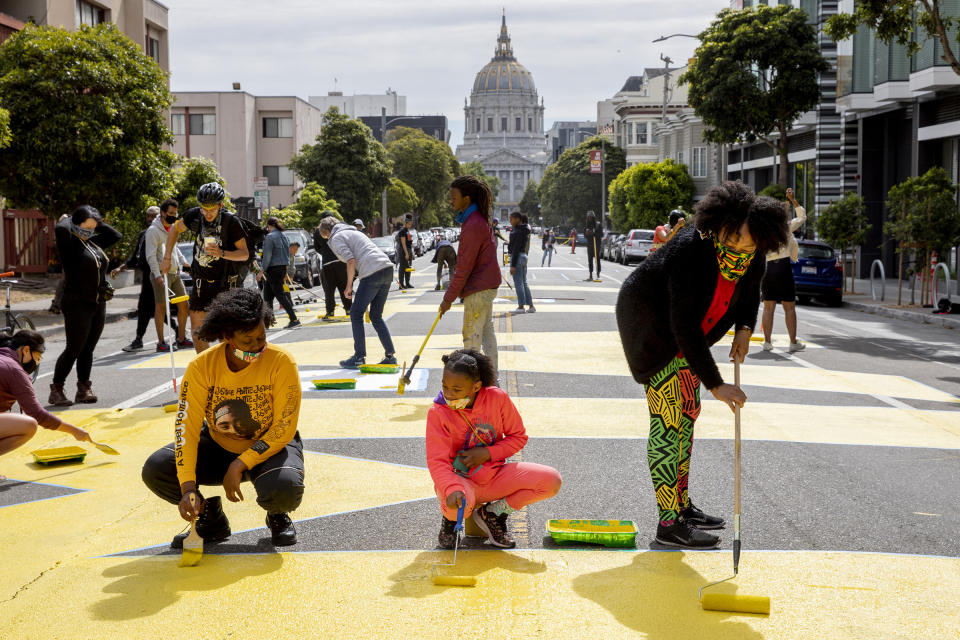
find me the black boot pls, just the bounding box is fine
[266,512,297,546]
[171,496,231,548]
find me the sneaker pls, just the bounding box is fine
[266,512,297,546]
[680,502,725,530]
[655,519,719,549]
[286,320,302,329]
[762,341,774,351]
[434,284,442,291]
[171,496,231,548]
[321,312,335,322]
[438,517,458,550]
[340,354,365,369]
[513,307,525,314]
[122,338,144,352]
[175,338,194,349]
[156,341,170,353]
[379,355,398,365]
[527,305,536,313]
[788,341,806,353]
[472,505,516,549]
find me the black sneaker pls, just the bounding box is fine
[321,312,335,322]
[438,517,458,550]
[122,338,144,352]
[171,496,231,548]
[340,354,365,369]
[266,512,297,546]
[655,519,719,549]
[379,355,398,365]
[286,319,302,329]
[472,505,516,548]
[680,502,725,530]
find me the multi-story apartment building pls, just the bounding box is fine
[308,90,406,118]
[545,120,597,164]
[657,109,726,202]
[358,115,450,145]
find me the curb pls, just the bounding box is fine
[844,300,960,331]
[33,308,137,339]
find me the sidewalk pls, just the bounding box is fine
[11,276,142,339]
[842,276,960,331]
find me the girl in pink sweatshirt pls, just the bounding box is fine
[426,349,561,549]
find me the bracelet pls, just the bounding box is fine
[737,325,752,333]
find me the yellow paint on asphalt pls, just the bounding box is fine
[0,549,956,639]
[401,303,617,314]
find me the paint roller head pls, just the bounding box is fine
[164,404,178,413]
[430,575,476,587]
[701,593,770,615]
[170,295,189,305]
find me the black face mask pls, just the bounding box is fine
[164,215,177,225]
[21,357,38,375]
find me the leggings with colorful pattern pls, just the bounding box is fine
[644,356,702,526]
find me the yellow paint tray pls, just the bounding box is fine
[358,364,399,374]
[31,446,87,465]
[546,519,638,548]
[313,378,356,390]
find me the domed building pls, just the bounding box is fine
[456,13,548,220]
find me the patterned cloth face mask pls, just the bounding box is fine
[713,236,755,281]
[230,342,265,363]
[444,395,470,410]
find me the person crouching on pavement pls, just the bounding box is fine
[318,216,398,369]
[427,348,561,549]
[432,237,457,291]
[141,287,304,547]
[615,181,788,549]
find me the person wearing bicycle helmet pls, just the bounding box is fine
[160,183,249,353]
[0,331,92,478]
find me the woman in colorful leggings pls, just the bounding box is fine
[616,181,788,549]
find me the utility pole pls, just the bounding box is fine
[660,53,674,123]
[381,107,388,236]
[601,136,606,231]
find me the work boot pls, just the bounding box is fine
[680,501,725,530]
[48,383,73,407]
[121,338,144,352]
[171,496,232,548]
[75,381,98,404]
[655,519,719,549]
[438,516,458,550]
[472,505,516,549]
[266,512,297,546]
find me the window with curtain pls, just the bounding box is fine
[263,166,293,186]
[637,122,648,145]
[692,147,707,177]
[263,117,293,138]
[171,114,185,136]
[188,114,216,135]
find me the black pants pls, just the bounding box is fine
[588,243,601,279]
[321,261,351,315]
[262,265,298,323]
[134,270,155,339]
[141,429,305,515]
[54,300,106,385]
[434,246,456,287]
[398,252,412,287]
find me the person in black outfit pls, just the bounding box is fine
[312,211,352,320]
[396,213,415,289]
[584,211,603,281]
[50,206,122,406]
[431,239,457,291]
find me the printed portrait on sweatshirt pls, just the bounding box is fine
[214,398,262,439]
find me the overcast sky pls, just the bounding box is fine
[165,0,726,148]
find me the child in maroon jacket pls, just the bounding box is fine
[426,349,561,549]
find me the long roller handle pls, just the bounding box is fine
[403,311,442,383]
[733,358,742,575]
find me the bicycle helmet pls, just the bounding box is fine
[197,182,226,205]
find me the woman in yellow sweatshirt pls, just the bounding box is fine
[142,287,303,547]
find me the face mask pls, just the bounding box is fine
[713,237,755,281]
[74,225,95,241]
[229,342,265,363]
[164,215,177,225]
[20,357,38,375]
[443,395,470,410]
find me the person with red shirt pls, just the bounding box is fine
[426,349,561,549]
[616,181,788,549]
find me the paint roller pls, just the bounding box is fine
[163,282,190,394]
[398,310,441,395]
[430,501,475,587]
[699,359,771,615]
[178,493,203,567]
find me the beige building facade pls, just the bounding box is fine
[170,92,325,209]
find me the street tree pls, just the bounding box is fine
[518,179,539,220]
[289,107,391,222]
[460,161,501,203]
[826,1,960,77]
[386,127,459,224]
[680,5,828,187]
[0,107,9,148]
[293,181,340,231]
[816,192,871,295]
[538,137,625,227]
[0,24,174,221]
[608,159,694,232]
[171,156,230,211]
[386,177,419,222]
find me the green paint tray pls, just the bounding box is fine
[358,364,399,374]
[546,519,638,548]
[313,378,356,390]
[31,446,88,465]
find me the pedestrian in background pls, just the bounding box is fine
[353,218,366,234]
[50,205,122,406]
[761,187,806,353]
[569,226,577,254]
[259,217,300,329]
[508,211,535,314]
[440,175,502,376]
[115,206,161,352]
[145,198,193,351]
[396,213,415,289]
[541,228,555,267]
[313,211,352,321]
[432,237,457,291]
[584,211,602,281]
[319,217,397,368]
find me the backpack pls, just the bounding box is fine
[183,208,265,278]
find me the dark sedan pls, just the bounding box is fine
[371,235,398,264]
[793,239,843,306]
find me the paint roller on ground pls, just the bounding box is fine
[430,501,475,587]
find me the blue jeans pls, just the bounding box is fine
[350,266,395,359]
[541,246,553,266]
[512,253,532,307]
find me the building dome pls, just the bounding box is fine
[471,14,536,95]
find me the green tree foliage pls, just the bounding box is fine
[386,177,419,221]
[817,192,871,294]
[171,156,229,211]
[460,161,501,203]
[680,6,828,186]
[293,181,340,231]
[289,107,391,221]
[267,206,302,230]
[0,107,10,148]
[826,1,960,77]
[386,127,459,223]
[518,179,540,219]
[538,137,626,227]
[758,184,787,201]
[608,159,694,232]
[0,24,173,219]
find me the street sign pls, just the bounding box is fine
[589,150,603,174]
[253,177,270,211]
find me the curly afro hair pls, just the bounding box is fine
[197,287,275,342]
[441,348,497,387]
[694,181,790,256]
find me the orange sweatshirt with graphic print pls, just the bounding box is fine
[426,385,529,501]
[174,342,301,486]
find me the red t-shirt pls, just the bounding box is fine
[677,272,737,359]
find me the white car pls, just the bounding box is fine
[623,229,655,264]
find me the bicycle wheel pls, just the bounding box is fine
[10,314,38,381]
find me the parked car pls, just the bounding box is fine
[444,227,457,242]
[371,235,398,263]
[431,226,446,245]
[178,242,194,289]
[283,229,322,288]
[622,229,655,264]
[404,228,423,257]
[601,232,617,261]
[531,225,542,236]
[419,231,435,252]
[793,239,843,306]
[612,235,627,264]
